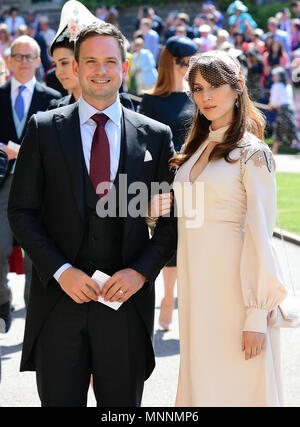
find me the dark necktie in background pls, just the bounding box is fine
[14,85,26,121]
[90,113,110,198]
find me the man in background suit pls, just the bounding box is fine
[8,22,176,406]
[0,35,61,332]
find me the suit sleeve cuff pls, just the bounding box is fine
[243,308,269,334]
[53,263,72,282]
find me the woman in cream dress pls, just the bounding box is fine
[169,51,288,407]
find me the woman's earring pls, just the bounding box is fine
[235,98,239,108]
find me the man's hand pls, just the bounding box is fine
[242,331,266,360]
[1,145,18,160]
[58,267,101,304]
[101,268,146,303]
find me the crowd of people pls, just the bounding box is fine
[0,0,297,408]
[0,3,300,151]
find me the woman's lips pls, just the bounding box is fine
[204,106,216,111]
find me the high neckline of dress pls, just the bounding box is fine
[208,124,231,143]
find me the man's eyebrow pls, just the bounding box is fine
[82,56,118,60]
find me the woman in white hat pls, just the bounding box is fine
[48,0,134,111]
[48,0,98,109]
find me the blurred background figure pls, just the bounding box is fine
[0,55,8,85]
[216,29,230,50]
[266,17,291,60]
[198,24,217,51]
[227,1,257,36]
[131,37,157,95]
[95,4,108,22]
[164,12,194,41]
[139,18,160,65]
[5,7,25,39]
[263,39,290,89]
[139,35,198,331]
[39,16,56,50]
[0,24,11,57]
[268,66,300,152]
[244,49,264,101]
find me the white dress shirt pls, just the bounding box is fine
[53,95,122,282]
[10,76,36,117]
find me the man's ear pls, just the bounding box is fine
[73,58,79,77]
[7,56,12,70]
[122,59,129,79]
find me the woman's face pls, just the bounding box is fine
[52,47,79,91]
[271,41,280,54]
[191,71,238,129]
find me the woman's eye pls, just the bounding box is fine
[193,87,202,92]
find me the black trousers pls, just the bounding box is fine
[34,293,147,407]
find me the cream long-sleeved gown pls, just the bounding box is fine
[173,125,287,407]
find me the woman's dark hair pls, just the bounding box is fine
[50,36,74,56]
[169,53,265,169]
[268,39,284,60]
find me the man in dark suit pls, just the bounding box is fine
[0,35,61,331]
[8,22,176,406]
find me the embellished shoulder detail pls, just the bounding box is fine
[238,133,275,173]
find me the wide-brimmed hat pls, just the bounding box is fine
[166,36,198,58]
[49,0,98,55]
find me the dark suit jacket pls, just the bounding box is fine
[0,80,62,146]
[8,102,177,377]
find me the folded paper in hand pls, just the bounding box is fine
[7,141,20,153]
[92,270,122,311]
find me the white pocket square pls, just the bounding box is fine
[144,150,152,162]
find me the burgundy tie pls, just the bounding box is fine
[90,113,110,198]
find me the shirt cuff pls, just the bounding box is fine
[53,263,72,282]
[243,308,269,334]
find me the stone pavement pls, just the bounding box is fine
[0,237,299,407]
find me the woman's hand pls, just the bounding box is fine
[148,192,173,218]
[242,331,266,360]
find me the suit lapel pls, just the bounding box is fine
[2,82,18,142]
[121,108,148,246]
[54,103,85,220]
[122,107,147,187]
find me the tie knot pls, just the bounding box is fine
[92,113,109,127]
[18,85,26,94]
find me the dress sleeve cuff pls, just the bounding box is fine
[243,308,269,333]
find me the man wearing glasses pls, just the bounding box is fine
[0,35,61,333]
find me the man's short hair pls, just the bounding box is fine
[74,21,127,63]
[10,35,41,58]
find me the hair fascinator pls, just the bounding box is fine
[185,49,245,86]
[49,0,98,55]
